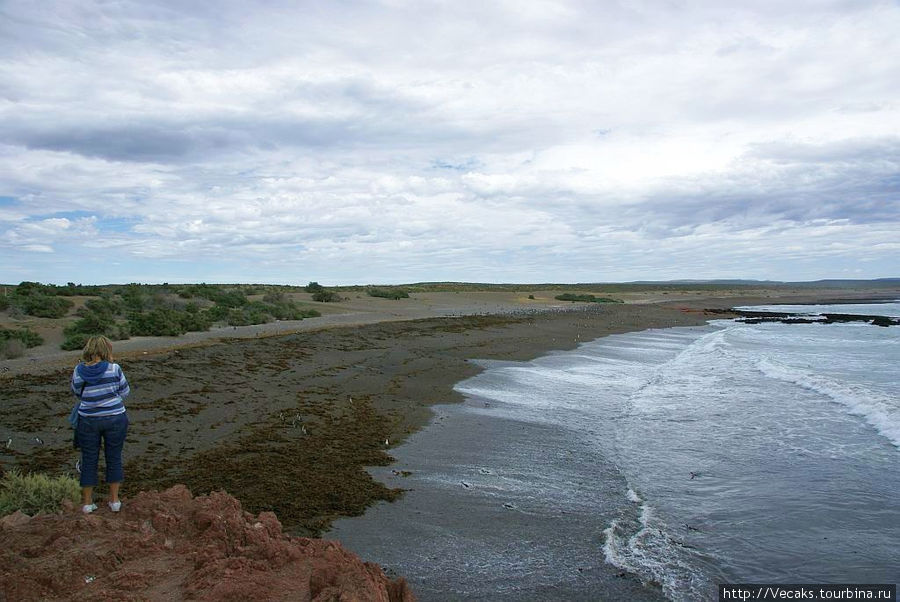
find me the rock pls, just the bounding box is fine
[0,510,31,529]
[0,485,414,601]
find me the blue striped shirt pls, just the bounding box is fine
[71,361,130,418]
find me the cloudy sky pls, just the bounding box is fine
[1,0,898,285]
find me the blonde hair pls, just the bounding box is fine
[82,335,113,363]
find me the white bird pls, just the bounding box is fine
[34,437,43,445]
[383,438,389,446]
[5,438,11,449]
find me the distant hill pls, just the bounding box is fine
[790,278,900,287]
[388,279,900,292]
[627,279,780,285]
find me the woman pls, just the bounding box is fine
[71,335,130,513]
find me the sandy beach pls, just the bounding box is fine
[2,286,897,540]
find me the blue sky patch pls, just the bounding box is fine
[25,211,135,233]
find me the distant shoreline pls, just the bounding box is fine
[4,286,897,379]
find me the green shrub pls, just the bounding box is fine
[66,310,116,337]
[12,291,73,318]
[262,291,287,304]
[128,306,214,337]
[554,293,623,303]
[0,296,9,311]
[61,333,90,351]
[304,281,325,293]
[0,470,80,517]
[83,296,124,317]
[120,284,147,313]
[226,304,270,326]
[12,281,53,296]
[367,288,410,300]
[203,304,230,323]
[0,339,26,359]
[312,290,341,303]
[528,294,535,300]
[0,327,43,348]
[56,282,98,296]
[128,307,187,336]
[209,289,248,308]
[179,311,212,332]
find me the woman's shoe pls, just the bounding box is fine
[108,500,121,512]
[82,503,97,514]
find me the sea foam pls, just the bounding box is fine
[758,356,900,449]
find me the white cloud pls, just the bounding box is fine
[0,0,898,283]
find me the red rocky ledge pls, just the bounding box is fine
[0,484,414,601]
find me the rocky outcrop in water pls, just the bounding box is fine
[0,485,414,601]
[704,309,899,327]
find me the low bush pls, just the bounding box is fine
[312,290,342,303]
[120,284,147,313]
[0,327,43,348]
[12,292,73,318]
[60,333,90,351]
[554,293,623,303]
[63,297,129,348]
[304,281,325,293]
[128,307,189,337]
[0,470,80,517]
[83,296,125,317]
[0,339,26,359]
[0,327,42,358]
[208,289,248,308]
[179,311,212,332]
[262,291,287,304]
[225,304,270,327]
[66,311,117,337]
[367,288,409,300]
[56,282,99,296]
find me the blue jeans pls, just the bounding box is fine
[76,412,129,488]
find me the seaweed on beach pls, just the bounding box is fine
[126,395,402,536]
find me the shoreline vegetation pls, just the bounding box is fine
[1,281,898,538]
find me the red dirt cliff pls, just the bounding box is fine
[0,485,414,601]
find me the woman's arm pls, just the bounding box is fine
[116,365,131,400]
[71,366,82,398]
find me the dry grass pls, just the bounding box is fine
[0,470,80,516]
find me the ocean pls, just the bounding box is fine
[329,302,900,601]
